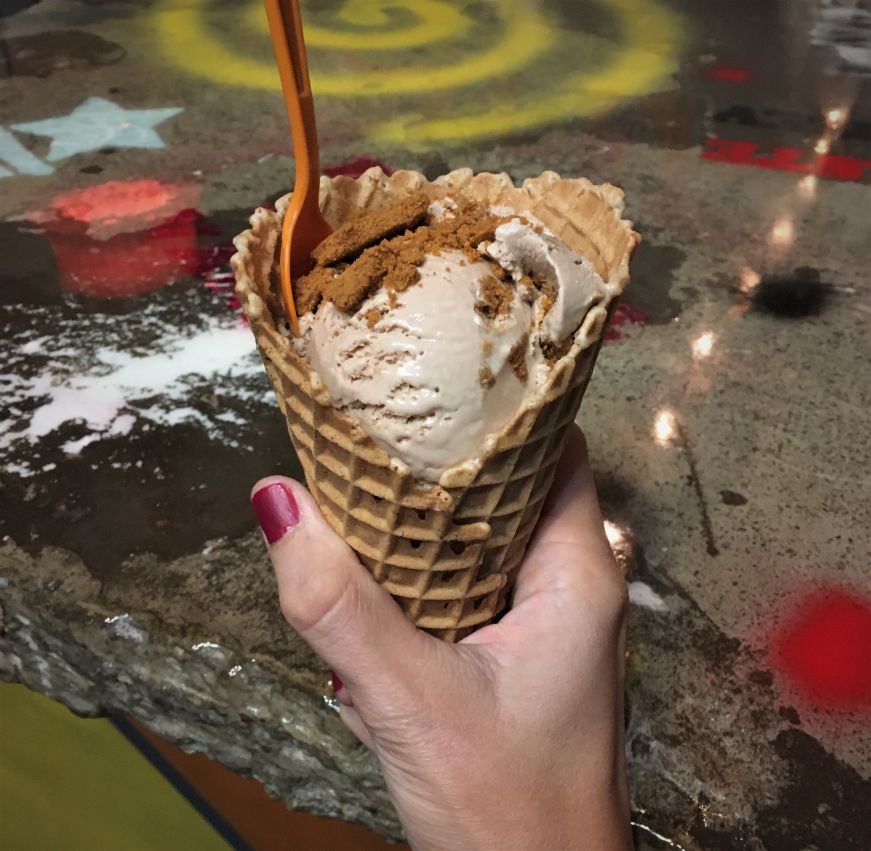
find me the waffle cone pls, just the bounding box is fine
[233,168,638,641]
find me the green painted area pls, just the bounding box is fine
[0,684,229,851]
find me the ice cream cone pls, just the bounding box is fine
[233,168,638,641]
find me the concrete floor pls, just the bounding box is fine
[1,1,870,849]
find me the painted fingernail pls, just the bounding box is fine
[252,483,300,544]
[330,670,343,693]
[330,670,353,706]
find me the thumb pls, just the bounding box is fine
[503,425,624,636]
[250,477,435,710]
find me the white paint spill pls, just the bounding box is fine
[62,434,99,455]
[2,460,33,478]
[811,2,871,75]
[19,343,81,359]
[2,309,265,477]
[628,581,668,612]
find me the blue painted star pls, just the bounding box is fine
[11,97,183,162]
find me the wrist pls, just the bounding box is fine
[406,767,632,851]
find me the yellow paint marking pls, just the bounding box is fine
[243,0,473,51]
[378,0,681,144]
[153,0,552,96]
[149,0,681,144]
[152,2,281,91]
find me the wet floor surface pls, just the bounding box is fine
[1,1,870,848]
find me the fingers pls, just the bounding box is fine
[251,476,437,713]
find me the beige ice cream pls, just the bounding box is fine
[294,201,611,482]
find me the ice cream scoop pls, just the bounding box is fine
[296,212,609,481]
[483,218,611,345]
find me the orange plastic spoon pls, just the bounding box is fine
[263,0,332,335]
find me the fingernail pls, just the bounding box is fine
[330,670,353,706]
[252,483,300,544]
[330,670,343,693]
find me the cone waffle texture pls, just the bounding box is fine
[233,168,638,641]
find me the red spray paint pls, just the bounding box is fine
[704,65,753,84]
[29,179,200,298]
[770,585,871,713]
[703,139,871,182]
[605,301,647,342]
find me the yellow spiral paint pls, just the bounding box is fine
[242,0,473,51]
[153,0,551,95]
[378,0,682,144]
[149,0,681,144]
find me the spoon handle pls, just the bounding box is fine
[264,0,320,195]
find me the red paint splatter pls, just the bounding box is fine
[703,138,871,182]
[770,586,871,712]
[54,212,200,299]
[201,261,242,314]
[704,65,752,84]
[605,301,647,342]
[324,156,394,179]
[29,180,201,298]
[47,179,192,232]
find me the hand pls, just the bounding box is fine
[251,425,632,851]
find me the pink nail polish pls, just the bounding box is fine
[252,483,300,544]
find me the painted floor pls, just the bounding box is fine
[0,682,404,850]
[0,0,870,849]
[0,683,231,851]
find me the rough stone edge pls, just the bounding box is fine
[0,541,405,841]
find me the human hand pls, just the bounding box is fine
[251,425,631,851]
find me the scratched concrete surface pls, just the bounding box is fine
[1,1,870,848]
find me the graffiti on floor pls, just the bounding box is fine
[1,301,265,478]
[703,139,871,182]
[810,0,871,76]
[26,179,202,298]
[703,64,753,84]
[1,98,182,179]
[0,128,53,178]
[770,585,871,713]
[150,0,681,145]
